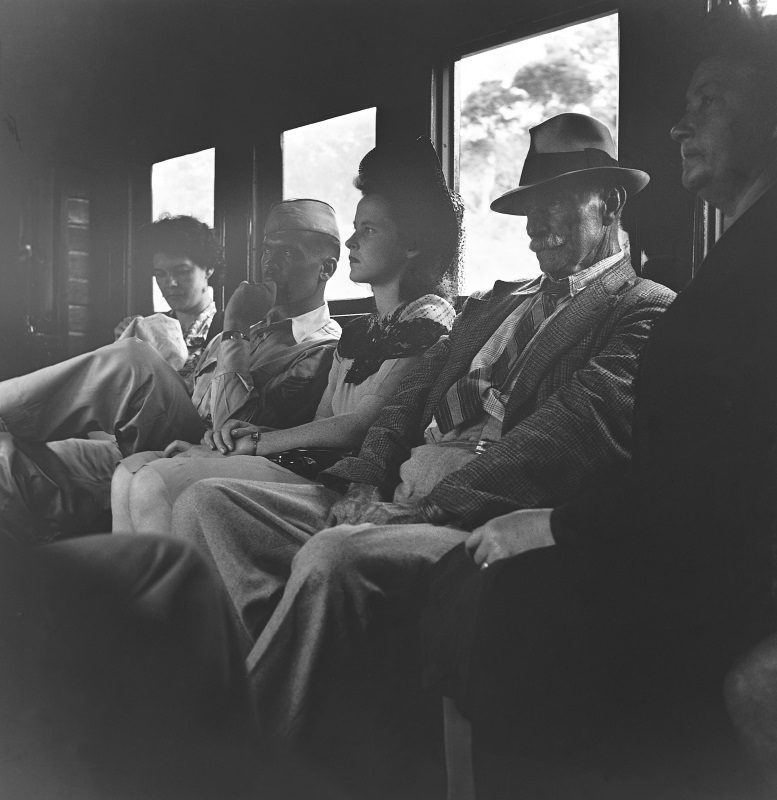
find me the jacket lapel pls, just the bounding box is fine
[694,184,777,288]
[503,256,636,416]
[445,283,537,379]
[425,282,538,419]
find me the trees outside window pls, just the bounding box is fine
[151,148,215,311]
[284,108,376,301]
[458,15,618,293]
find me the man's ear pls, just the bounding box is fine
[603,186,627,225]
[205,267,215,280]
[404,245,421,262]
[319,256,337,282]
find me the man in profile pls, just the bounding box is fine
[421,8,777,797]
[0,199,342,543]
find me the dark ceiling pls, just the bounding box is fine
[0,0,462,164]
[2,0,593,165]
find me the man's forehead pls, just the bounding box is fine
[689,57,755,96]
[263,231,306,247]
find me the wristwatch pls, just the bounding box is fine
[250,430,261,456]
[222,330,250,341]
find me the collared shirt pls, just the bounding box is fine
[553,250,623,300]
[425,251,623,445]
[190,303,341,430]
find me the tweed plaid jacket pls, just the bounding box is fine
[322,254,676,528]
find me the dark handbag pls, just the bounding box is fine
[266,448,353,480]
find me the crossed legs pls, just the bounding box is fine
[0,338,205,455]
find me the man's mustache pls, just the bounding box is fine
[529,235,565,252]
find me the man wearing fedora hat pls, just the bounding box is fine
[323,113,665,530]
[177,118,674,763]
[421,9,777,798]
[0,199,342,542]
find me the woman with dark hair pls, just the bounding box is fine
[112,137,462,535]
[114,215,226,384]
[136,214,226,288]
[351,139,460,302]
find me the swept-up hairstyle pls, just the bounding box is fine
[354,137,464,301]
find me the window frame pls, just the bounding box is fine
[432,3,621,299]
[147,146,219,313]
[279,106,379,318]
[692,0,728,275]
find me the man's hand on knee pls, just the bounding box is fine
[465,508,554,569]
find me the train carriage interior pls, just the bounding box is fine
[0,0,704,378]
[2,0,777,798]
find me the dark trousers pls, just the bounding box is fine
[0,533,256,800]
[420,543,762,799]
[421,545,608,751]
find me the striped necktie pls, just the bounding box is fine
[434,278,570,434]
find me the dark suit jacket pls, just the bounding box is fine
[323,255,676,528]
[553,185,777,631]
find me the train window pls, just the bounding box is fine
[151,148,216,311]
[456,14,619,294]
[283,108,376,301]
[727,0,777,12]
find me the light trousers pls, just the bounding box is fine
[171,478,468,742]
[0,338,207,538]
[0,338,206,454]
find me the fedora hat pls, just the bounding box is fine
[490,113,649,216]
